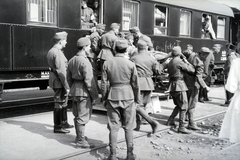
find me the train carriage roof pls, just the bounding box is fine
[149,0,234,17]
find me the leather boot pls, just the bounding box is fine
[134,117,141,131]
[178,111,191,134]
[108,131,118,160]
[75,124,93,148]
[187,110,201,131]
[62,108,74,129]
[125,130,135,160]
[54,107,70,133]
[136,106,160,134]
[166,106,179,127]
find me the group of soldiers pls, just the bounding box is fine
[46,22,239,160]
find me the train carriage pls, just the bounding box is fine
[0,0,235,102]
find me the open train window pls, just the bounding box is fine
[217,17,225,39]
[122,0,139,31]
[81,0,103,29]
[154,5,168,35]
[201,14,216,39]
[27,0,57,26]
[180,9,191,37]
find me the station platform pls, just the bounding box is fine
[0,86,232,160]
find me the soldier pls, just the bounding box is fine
[180,45,210,130]
[125,33,137,59]
[98,23,120,72]
[166,46,195,134]
[81,0,96,25]
[67,37,99,148]
[129,26,154,51]
[131,40,169,133]
[46,31,73,134]
[222,44,239,106]
[88,24,106,92]
[101,39,140,160]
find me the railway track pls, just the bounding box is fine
[56,111,226,160]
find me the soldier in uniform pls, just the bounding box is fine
[101,39,140,160]
[67,37,99,148]
[46,31,73,134]
[179,45,210,130]
[98,23,120,72]
[222,44,239,106]
[81,0,96,25]
[166,46,195,134]
[131,40,169,133]
[129,26,154,51]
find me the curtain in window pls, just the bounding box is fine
[180,10,191,36]
[217,18,225,39]
[123,0,139,30]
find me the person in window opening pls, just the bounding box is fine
[129,27,154,51]
[93,0,99,23]
[67,37,99,148]
[46,31,74,134]
[81,0,96,26]
[201,15,216,39]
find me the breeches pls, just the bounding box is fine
[72,96,93,125]
[140,90,151,105]
[53,88,68,108]
[170,91,188,112]
[187,86,198,110]
[106,101,136,132]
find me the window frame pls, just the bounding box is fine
[153,4,168,36]
[217,16,226,40]
[179,9,192,37]
[122,0,140,32]
[26,0,58,27]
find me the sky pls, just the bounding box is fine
[209,0,240,10]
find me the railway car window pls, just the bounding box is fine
[27,0,57,26]
[122,0,139,31]
[201,14,216,39]
[81,0,103,29]
[180,10,191,37]
[154,5,168,35]
[217,17,225,39]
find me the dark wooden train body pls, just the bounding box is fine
[0,0,235,101]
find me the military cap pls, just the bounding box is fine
[137,40,147,49]
[200,47,210,54]
[96,24,106,30]
[54,31,68,40]
[77,37,91,47]
[115,39,128,50]
[129,27,140,33]
[172,46,182,56]
[110,23,120,29]
[125,33,133,40]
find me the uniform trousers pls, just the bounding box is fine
[72,96,93,125]
[53,88,68,108]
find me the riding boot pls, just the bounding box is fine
[187,109,201,130]
[62,107,74,129]
[178,111,191,134]
[53,106,70,133]
[166,106,179,127]
[108,130,118,160]
[125,130,136,160]
[75,124,93,148]
[198,87,204,103]
[136,106,160,134]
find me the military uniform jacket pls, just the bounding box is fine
[184,53,207,89]
[98,30,118,60]
[89,31,101,59]
[168,56,195,92]
[131,51,165,91]
[101,54,140,105]
[46,44,69,90]
[133,34,153,50]
[67,51,98,101]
